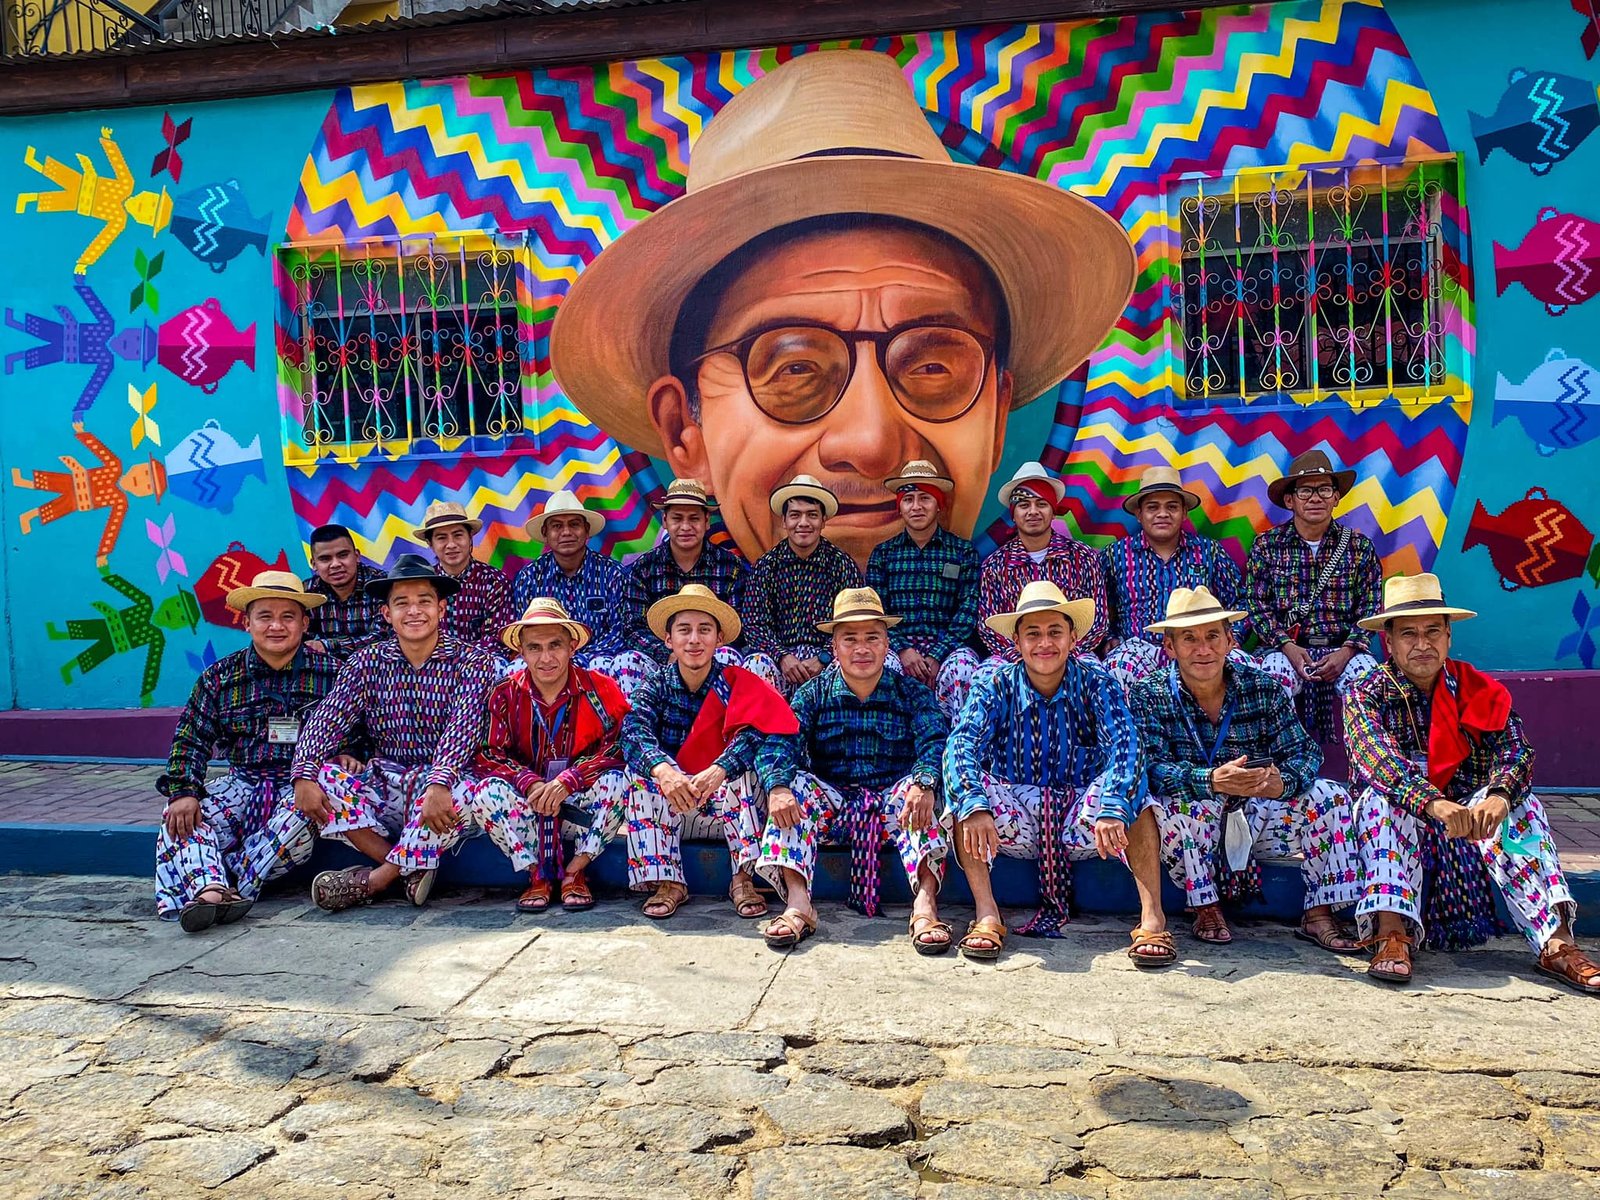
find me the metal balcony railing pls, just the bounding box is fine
[3,0,332,57]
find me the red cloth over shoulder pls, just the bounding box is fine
[1427,659,1513,792]
[677,664,798,775]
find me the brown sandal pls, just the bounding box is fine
[179,885,248,933]
[560,868,594,912]
[729,872,769,920]
[1361,930,1413,984]
[763,907,816,950]
[313,866,374,914]
[909,913,953,956]
[517,875,554,913]
[1295,915,1361,953]
[642,881,689,920]
[1191,903,1233,944]
[1127,927,1178,968]
[957,917,1007,961]
[1537,941,1600,995]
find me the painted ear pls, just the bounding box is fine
[646,376,711,481]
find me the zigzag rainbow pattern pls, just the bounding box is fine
[284,0,1465,572]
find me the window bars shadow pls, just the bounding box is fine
[3,0,292,57]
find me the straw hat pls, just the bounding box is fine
[1143,586,1247,634]
[412,499,482,540]
[816,587,903,634]
[1358,573,1477,632]
[363,553,462,601]
[549,49,1137,457]
[647,583,742,642]
[525,489,604,542]
[984,580,1096,643]
[226,569,327,612]
[769,474,839,519]
[998,461,1066,508]
[1122,465,1201,516]
[653,478,718,511]
[501,597,592,653]
[1267,450,1356,508]
[885,459,955,494]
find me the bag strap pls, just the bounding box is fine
[1285,524,1351,633]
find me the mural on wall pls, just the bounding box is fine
[1463,487,1594,590]
[151,113,191,183]
[1468,69,1600,175]
[1493,348,1600,455]
[170,181,271,272]
[12,422,165,567]
[17,129,171,275]
[46,570,197,705]
[1574,0,1600,59]
[6,279,154,418]
[1493,206,1600,315]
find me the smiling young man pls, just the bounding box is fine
[865,459,983,717]
[1100,466,1243,691]
[290,555,511,912]
[619,585,798,921]
[154,571,348,932]
[753,588,951,953]
[302,523,389,659]
[945,581,1173,966]
[1130,588,1361,951]
[1344,574,1597,993]
[511,490,629,677]
[415,499,515,660]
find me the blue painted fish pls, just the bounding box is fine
[1493,348,1600,455]
[164,420,266,514]
[170,180,270,272]
[1470,68,1600,175]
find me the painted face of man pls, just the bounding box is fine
[383,580,444,644]
[244,599,309,660]
[310,536,360,592]
[542,513,592,561]
[661,505,709,557]
[1014,611,1076,678]
[665,610,722,670]
[898,488,941,536]
[648,223,1012,568]
[519,626,576,691]
[833,621,888,685]
[429,524,475,574]
[782,497,826,554]
[1136,493,1188,545]
[1011,493,1056,540]
[1388,615,1452,688]
[1164,620,1234,686]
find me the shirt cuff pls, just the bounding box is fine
[424,766,459,790]
[1343,632,1372,654]
[513,768,542,795]
[556,769,582,794]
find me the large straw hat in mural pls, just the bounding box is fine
[550,48,1138,457]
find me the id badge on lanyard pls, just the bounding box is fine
[267,716,301,745]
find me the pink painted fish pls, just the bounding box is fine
[1494,207,1600,315]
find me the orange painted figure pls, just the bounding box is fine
[12,423,166,566]
[16,128,172,274]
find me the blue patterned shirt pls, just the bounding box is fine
[943,658,1146,825]
[619,539,749,663]
[303,564,392,659]
[865,527,981,660]
[1101,531,1243,645]
[510,549,627,662]
[742,538,862,663]
[620,661,762,777]
[756,668,947,794]
[978,531,1110,658]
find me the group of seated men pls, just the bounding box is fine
[153,454,1597,993]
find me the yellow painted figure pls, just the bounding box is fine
[16,128,172,274]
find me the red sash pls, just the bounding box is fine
[1427,660,1513,792]
[677,665,798,774]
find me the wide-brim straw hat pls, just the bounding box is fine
[816,586,903,634]
[885,459,955,494]
[1143,586,1247,634]
[998,460,1067,508]
[501,597,592,653]
[647,583,742,643]
[525,489,605,542]
[1122,465,1201,515]
[364,553,462,601]
[1267,450,1357,508]
[1358,573,1478,632]
[984,580,1096,643]
[653,478,718,510]
[412,499,483,541]
[226,569,327,612]
[770,474,839,519]
[549,49,1137,458]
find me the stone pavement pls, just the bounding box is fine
[3,874,1600,1199]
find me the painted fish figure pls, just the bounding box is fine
[194,540,290,628]
[164,419,266,514]
[1463,486,1594,591]
[1470,68,1600,175]
[170,180,271,272]
[1492,348,1600,455]
[1493,207,1600,314]
[157,297,256,393]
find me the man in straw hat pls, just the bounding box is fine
[619,584,798,921]
[753,587,951,952]
[945,581,1174,966]
[1243,450,1382,737]
[154,570,351,932]
[1130,588,1361,950]
[512,489,628,676]
[303,523,390,659]
[608,477,779,697]
[548,49,1135,571]
[1100,465,1244,691]
[978,463,1110,670]
[291,555,509,912]
[866,459,984,717]
[414,499,514,659]
[741,475,862,692]
[473,598,633,913]
[1344,573,1597,992]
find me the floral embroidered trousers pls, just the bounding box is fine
[1101,639,1256,692]
[469,768,633,876]
[596,648,782,701]
[1151,779,1361,912]
[154,772,316,917]
[1353,784,1577,954]
[1255,648,1378,699]
[623,767,765,891]
[883,647,982,719]
[961,773,1110,860]
[754,771,947,897]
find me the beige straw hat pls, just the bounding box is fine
[652,478,718,511]
[1122,465,1201,515]
[1143,586,1247,634]
[647,583,742,642]
[984,580,1095,643]
[1358,573,1477,632]
[769,474,840,519]
[500,597,592,653]
[412,499,482,541]
[226,569,327,612]
[998,460,1067,508]
[885,459,955,494]
[816,587,903,634]
[525,489,605,542]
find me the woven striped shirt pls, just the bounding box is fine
[864,527,981,660]
[1101,531,1243,645]
[510,549,628,662]
[303,563,391,659]
[742,537,862,663]
[977,531,1110,658]
[1242,520,1382,652]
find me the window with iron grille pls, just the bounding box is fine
[279,234,528,460]
[1174,157,1465,404]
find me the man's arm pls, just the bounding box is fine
[619,553,666,661]
[474,678,542,795]
[156,669,222,800]
[1343,535,1383,654]
[477,565,516,657]
[1484,709,1536,801]
[976,554,1010,658]
[619,672,673,775]
[563,675,631,792]
[1088,666,1147,825]
[1262,678,1322,799]
[930,542,982,662]
[906,676,950,782]
[1342,675,1439,815]
[739,559,783,662]
[755,680,814,793]
[424,652,498,789]
[1075,544,1111,652]
[1128,683,1211,807]
[292,661,368,781]
[941,670,1001,820]
[1242,533,1289,649]
[865,546,906,652]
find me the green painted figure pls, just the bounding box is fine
[47,569,199,706]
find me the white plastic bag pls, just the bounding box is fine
[1223,807,1253,872]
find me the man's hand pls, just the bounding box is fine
[163,795,202,840]
[689,764,727,802]
[1470,791,1511,841]
[420,784,457,835]
[306,639,330,655]
[1306,645,1356,683]
[334,754,365,774]
[768,785,802,830]
[525,778,569,817]
[1255,765,1286,800]
[1279,641,1315,680]
[1211,755,1275,798]
[899,783,935,833]
[780,655,823,686]
[653,762,699,814]
[899,647,937,686]
[293,778,334,826]
[1093,817,1130,860]
[959,810,1000,865]
[1424,796,1477,840]
[1101,636,1123,656]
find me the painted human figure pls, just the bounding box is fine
[12,422,166,565]
[4,278,152,418]
[47,570,199,706]
[16,128,172,274]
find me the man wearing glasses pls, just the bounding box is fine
[548,49,1136,570]
[1243,450,1383,737]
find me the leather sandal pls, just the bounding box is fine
[1537,941,1600,996]
[957,917,1007,961]
[908,913,953,956]
[1361,930,1413,984]
[560,868,594,912]
[1295,915,1361,953]
[642,881,688,920]
[312,866,373,914]
[517,875,554,913]
[1127,927,1178,968]
[728,871,769,920]
[178,885,233,933]
[1191,903,1233,944]
[763,907,817,950]
[405,868,436,908]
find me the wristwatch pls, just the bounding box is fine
[911,771,939,791]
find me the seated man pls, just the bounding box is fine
[291,555,509,911]
[1131,587,1361,949]
[510,490,629,677]
[474,597,633,913]
[1101,466,1244,690]
[754,588,951,953]
[742,475,862,693]
[619,584,797,921]
[302,523,390,658]
[1345,573,1598,992]
[415,499,515,659]
[155,570,347,931]
[866,459,983,717]
[945,581,1174,967]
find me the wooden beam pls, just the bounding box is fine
[0,0,1241,115]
